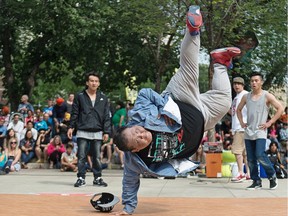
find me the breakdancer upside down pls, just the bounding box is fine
[113,5,241,215]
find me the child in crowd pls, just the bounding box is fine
[60,142,78,172]
[266,141,287,179]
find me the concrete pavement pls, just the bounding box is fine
[0,168,287,198]
[0,169,287,216]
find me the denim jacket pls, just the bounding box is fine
[127,88,182,131]
[122,88,184,214]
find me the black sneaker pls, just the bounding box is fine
[74,177,86,187]
[4,166,10,174]
[93,178,108,187]
[246,180,262,190]
[269,176,278,190]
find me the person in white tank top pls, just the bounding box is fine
[237,72,284,190]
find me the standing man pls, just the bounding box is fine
[237,72,284,190]
[230,77,250,182]
[67,72,111,187]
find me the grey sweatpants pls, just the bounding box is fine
[165,29,231,131]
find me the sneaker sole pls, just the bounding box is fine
[270,184,278,190]
[231,178,246,183]
[187,6,202,28]
[210,47,241,55]
[74,183,86,188]
[93,184,108,187]
[246,186,262,191]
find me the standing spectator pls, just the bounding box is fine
[43,99,54,119]
[47,135,65,169]
[60,142,78,172]
[20,120,38,141]
[52,97,67,136]
[230,77,250,182]
[0,117,7,151]
[53,97,67,124]
[67,71,111,187]
[19,129,36,169]
[112,101,127,130]
[237,72,284,190]
[7,114,24,142]
[17,94,34,118]
[4,137,21,173]
[65,93,75,114]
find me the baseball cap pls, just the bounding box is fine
[233,77,244,85]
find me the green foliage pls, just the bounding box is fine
[0,0,286,109]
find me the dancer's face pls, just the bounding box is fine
[122,126,152,152]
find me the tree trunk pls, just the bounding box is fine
[2,25,16,110]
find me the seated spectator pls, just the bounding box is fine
[47,135,65,169]
[279,123,288,153]
[4,138,21,173]
[0,146,7,172]
[4,128,18,149]
[55,112,70,145]
[101,138,113,164]
[7,114,24,142]
[35,129,50,163]
[220,115,232,142]
[34,115,48,132]
[34,109,43,122]
[43,113,53,139]
[19,129,36,169]
[24,109,34,126]
[0,117,7,150]
[1,106,10,127]
[17,94,34,118]
[114,144,124,169]
[279,106,288,124]
[60,142,77,172]
[266,141,287,179]
[20,120,38,141]
[268,123,280,148]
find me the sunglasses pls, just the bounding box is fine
[10,142,17,144]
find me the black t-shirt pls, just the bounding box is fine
[137,100,204,166]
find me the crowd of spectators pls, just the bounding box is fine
[0,93,286,179]
[0,94,132,174]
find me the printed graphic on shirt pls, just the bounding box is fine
[147,130,185,162]
[231,97,237,116]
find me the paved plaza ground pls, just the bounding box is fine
[0,169,287,216]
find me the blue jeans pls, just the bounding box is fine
[77,138,102,179]
[21,151,35,164]
[245,139,276,180]
[149,162,177,176]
